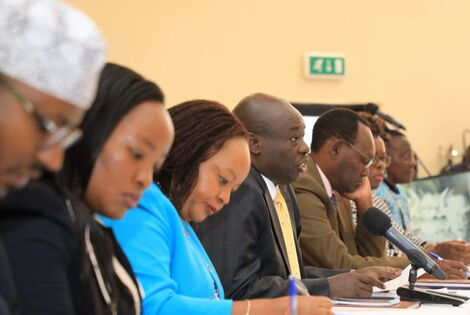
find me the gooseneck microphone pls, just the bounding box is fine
[361,207,447,280]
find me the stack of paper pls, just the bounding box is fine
[333,292,400,307]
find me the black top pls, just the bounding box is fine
[0,237,19,315]
[0,182,140,315]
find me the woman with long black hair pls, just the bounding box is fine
[0,63,174,315]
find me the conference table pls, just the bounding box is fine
[333,289,470,315]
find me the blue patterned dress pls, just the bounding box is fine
[374,180,411,231]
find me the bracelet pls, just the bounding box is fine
[245,299,251,315]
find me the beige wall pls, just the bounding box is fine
[66,0,470,176]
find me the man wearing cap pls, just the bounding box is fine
[0,0,106,313]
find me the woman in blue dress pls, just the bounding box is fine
[103,100,333,315]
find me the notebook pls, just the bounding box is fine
[333,292,400,307]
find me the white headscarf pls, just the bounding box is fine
[0,0,107,109]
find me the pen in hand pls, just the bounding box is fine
[428,252,444,261]
[289,275,311,315]
[429,251,470,279]
[289,275,298,315]
[294,277,310,296]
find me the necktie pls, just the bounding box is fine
[330,193,338,211]
[274,188,301,278]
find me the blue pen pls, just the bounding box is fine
[289,275,298,315]
[428,252,443,261]
[429,252,470,279]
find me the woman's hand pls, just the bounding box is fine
[294,296,333,315]
[234,296,333,315]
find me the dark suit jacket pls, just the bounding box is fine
[292,158,408,269]
[193,167,347,299]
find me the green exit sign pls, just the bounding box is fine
[305,53,345,79]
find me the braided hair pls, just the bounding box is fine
[358,112,389,140]
[157,100,247,211]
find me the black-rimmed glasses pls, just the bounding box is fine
[0,75,82,149]
[341,139,374,169]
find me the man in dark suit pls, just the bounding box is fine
[194,93,398,299]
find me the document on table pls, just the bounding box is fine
[333,292,400,306]
[373,264,426,292]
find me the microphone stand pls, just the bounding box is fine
[409,264,418,289]
[397,265,467,307]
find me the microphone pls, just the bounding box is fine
[361,207,447,280]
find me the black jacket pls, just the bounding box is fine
[0,182,140,315]
[0,237,18,315]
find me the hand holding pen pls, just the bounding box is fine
[426,240,470,265]
[286,275,333,315]
[429,252,470,279]
[289,275,298,315]
[284,297,332,315]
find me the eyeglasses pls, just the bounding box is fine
[372,155,392,167]
[0,75,82,150]
[341,139,373,169]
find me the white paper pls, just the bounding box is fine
[373,264,426,292]
[333,292,400,307]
